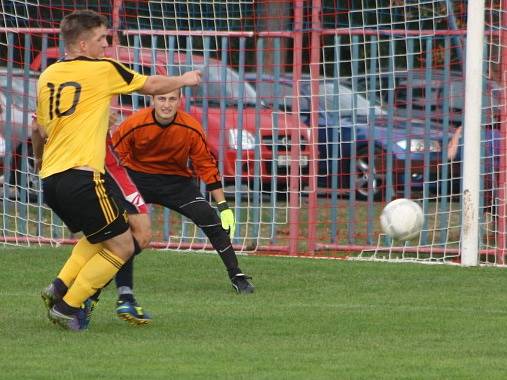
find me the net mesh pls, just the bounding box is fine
[1,1,506,264]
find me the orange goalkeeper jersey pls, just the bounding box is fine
[111,107,222,188]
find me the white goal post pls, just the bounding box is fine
[461,0,487,266]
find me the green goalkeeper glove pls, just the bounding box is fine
[217,201,235,238]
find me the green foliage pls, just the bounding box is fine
[1,247,507,379]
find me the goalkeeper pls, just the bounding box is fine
[111,89,254,294]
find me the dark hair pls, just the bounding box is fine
[60,10,108,48]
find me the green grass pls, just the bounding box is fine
[1,247,507,379]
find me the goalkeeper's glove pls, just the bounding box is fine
[217,201,235,238]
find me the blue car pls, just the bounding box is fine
[312,114,450,200]
[245,73,458,200]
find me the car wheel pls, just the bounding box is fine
[355,146,385,201]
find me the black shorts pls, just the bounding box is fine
[42,169,130,244]
[105,171,139,215]
[126,169,221,226]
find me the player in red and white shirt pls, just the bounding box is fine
[100,134,152,324]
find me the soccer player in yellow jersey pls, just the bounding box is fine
[35,9,201,331]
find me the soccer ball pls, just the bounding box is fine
[380,198,424,241]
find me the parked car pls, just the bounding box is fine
[349,69,501,129]
[357,69,501,205]
[0,68,39,200]
[31,47,311,189]
[245,73,458,200]
[247,72,385,118]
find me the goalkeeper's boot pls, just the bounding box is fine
[41,283,59,312]
[82,298,99,329]
[116,299,151,325]
[48,305,87,332]
[231,273,255,294]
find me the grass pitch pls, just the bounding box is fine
[1,247,507,379]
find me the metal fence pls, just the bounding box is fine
[0,20,503,256]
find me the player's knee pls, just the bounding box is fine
[135,229,152,249]
[116,241,135,261]
[128,214,152,248]
[103,230,135,261]
[187,202,220,226]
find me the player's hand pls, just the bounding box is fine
[34,158,42,173]
[447,126,462,161]
[182,70,202,87]
[217,201,235,238]
[125,191,149,214]
[109,112,119,127]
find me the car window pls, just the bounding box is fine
[344,84,375,115]
[448,80,500,111]
[170,64,258,106]
[394,84,437,111]
[317,82,381,116]
[251,78,383,116]
[253,82,294,110]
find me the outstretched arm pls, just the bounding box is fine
[139,70,202,95]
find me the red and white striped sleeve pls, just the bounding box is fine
[105,136,149,214]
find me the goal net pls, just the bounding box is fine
[355,0,507,265]
[1,1,506,265]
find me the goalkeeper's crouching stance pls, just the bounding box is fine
[111,89,254,296]
[86,92,255,324]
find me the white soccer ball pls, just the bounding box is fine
[380,198,424,241]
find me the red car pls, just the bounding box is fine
[31,47,311,189]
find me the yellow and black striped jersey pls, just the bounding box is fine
[36,56,147,178]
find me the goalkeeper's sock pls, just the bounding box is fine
[63,248,125,308]
[114,237,143,299]
[117,287,136,303]
[217,245,241,278]
[227,266,242,279]
[58,237,102,287]
[115,255,134,290]
[202,225,241,278]
[132,237,143,256]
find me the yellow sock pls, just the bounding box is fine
[63,248,125,308]
[58,237,103,287]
